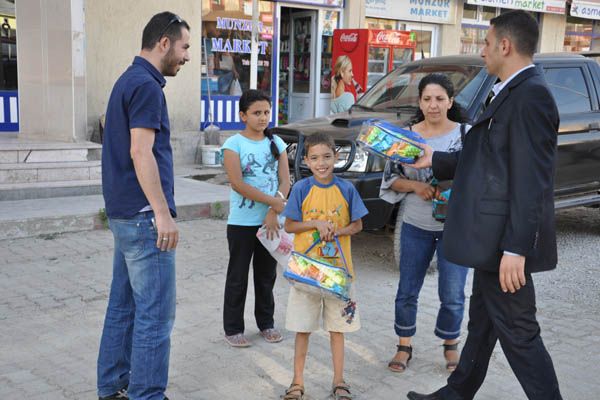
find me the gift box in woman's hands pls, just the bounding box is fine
[357,119,425,163]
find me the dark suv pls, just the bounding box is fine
[273,53,600,231]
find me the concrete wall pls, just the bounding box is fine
[539,13,566,53]
[344,0,365,29]
[439,0,464,56]
[85,0,202,163]
[17,0,87,142]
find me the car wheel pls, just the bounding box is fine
[393,201,438,274]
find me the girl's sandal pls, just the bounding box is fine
[224,333,251,348]
[282,383,304,400]
[443,342,459,371]
[332,382,353,400]
[260,328,283,343]
[388,344,413,373]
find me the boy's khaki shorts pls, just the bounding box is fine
[285,285,361,333]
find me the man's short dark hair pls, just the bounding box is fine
[142,11,190,50]
[304,132,336,154]
[490,10,538,57]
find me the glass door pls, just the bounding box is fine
[405,23,439,59]
[315,10,338,118]
[367,46,388,90]
[289,11,316,122]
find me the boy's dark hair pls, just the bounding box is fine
[238,90,280,160]
[490,10,538,57]
[304,132,336,154]
[142,12,190,50]
[412,73,467,124]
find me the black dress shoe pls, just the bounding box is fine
[407,389,443,400]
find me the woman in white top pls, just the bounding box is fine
[330,55,357,114]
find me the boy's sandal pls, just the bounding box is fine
[388,344,413,373]
[332,382,353,400]
[443,342,459,371]
[224,333,251,348]
[282,383,304,400]
[260,328,283,343]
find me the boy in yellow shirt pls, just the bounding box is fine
[281,133,368,400]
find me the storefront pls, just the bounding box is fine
[460,0,565,54]
[200,0,344,130]
[566,0,600,51]
[364,0,459,60]
[0,1,17,133]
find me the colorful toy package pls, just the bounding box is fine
[357,119,425,163]
[283,237,352,301]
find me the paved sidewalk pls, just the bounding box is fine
[0,215,599,399]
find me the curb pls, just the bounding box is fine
[0,200,229,241]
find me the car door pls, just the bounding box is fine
[542,62,600,194]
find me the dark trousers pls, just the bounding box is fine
[442,269,562,400]
[223,225,277,336]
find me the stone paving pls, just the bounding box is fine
[0,210,599,399]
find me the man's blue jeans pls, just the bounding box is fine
[395,222,468,339]
[97,212,176,400]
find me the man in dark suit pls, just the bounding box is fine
[406,10,562,400]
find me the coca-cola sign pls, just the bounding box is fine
[371,30,413,46]
[336,29,360,52]
[340,33,358,43]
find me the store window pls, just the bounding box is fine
[460,4,500,55]
[201,1,274,96]
[564,15,600,52]
[365,18,397,30]
[0,14,17,90]
[320,11,338,94]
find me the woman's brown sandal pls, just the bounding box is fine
[332,382,353,400]
[387,344,413,373]
[282,383,304,400]
[443,342,459,371]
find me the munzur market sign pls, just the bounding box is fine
[466,0,565,14]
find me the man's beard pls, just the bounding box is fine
[160,48,182,77]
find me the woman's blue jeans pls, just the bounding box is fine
[395,222,468,340]
[97,212,176,400]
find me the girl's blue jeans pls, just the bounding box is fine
[395,222,468,340]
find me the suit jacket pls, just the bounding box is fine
[433,67,559,273]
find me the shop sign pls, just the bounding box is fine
[210,17,270,55]
[465,0,565,14]
[571,1,600,20]
[366,0,456,24]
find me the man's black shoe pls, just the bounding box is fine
[99,387,128,400]
[407,389,443,400]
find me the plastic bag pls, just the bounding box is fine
[256,225,294,266]
[283,236,353,301]
[357,119,425,164]
[230,78,243,96]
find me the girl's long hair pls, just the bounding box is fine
[330,55,352,97]
[411,73,468,124]
[238,89,280,160]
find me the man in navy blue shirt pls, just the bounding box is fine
[97,11,190,400]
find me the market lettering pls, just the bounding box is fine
[513,0,544,10]
[409,0,451,7]
[211,37,269,55]
[216,17,263,32]
[410,7,449,17]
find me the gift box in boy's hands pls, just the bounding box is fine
[357,119,425,163]
[284,238,353,302]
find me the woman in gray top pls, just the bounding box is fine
[380,74,469,373]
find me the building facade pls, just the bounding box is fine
[2,0,600,147]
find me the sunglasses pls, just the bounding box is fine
[158,15,183,41]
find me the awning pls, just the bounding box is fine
[570,0,600,20]
[465,0,566,15]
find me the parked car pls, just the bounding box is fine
[272,53,600,262]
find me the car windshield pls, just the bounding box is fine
[356,64,488,112]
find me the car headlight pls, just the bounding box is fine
[335,145,369,172]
